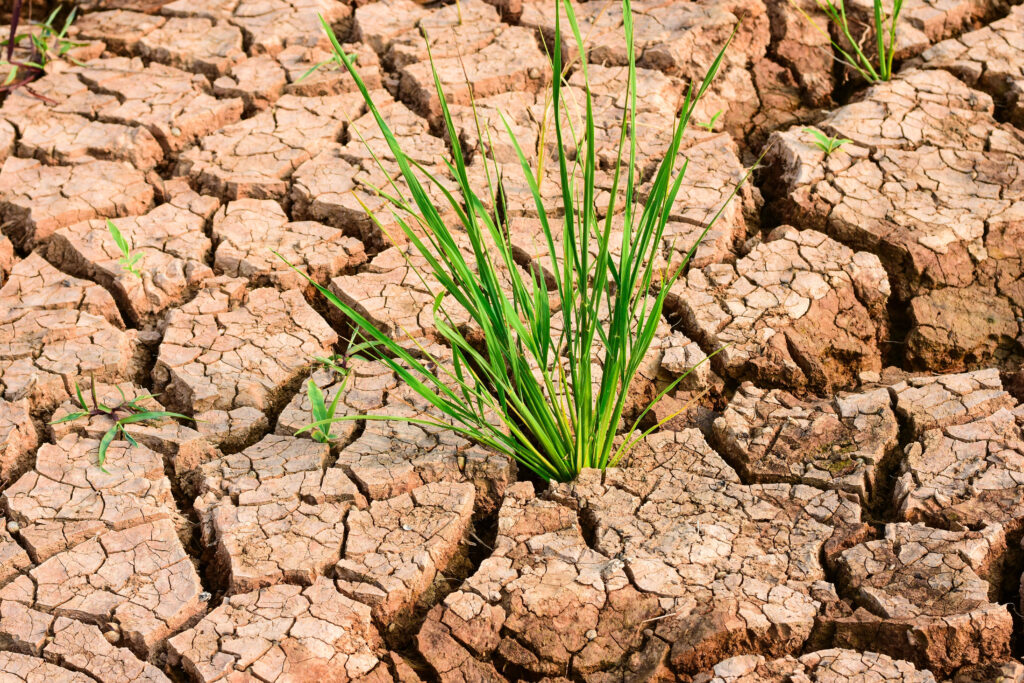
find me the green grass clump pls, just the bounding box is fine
[794,0,903,83]
[285,0,748,482]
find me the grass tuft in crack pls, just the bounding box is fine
[51,378,193,472]
[793,0,903,83]
[282,0,749,482]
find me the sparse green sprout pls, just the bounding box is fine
[1,6,84,92]
[279,0,746,483]
[305,377,346,443]
[696,110,722,131]
[107,219,144,278]
[804,127,852,156]
[50,379,192,471]
[792,0,903,83]
[295,50,358,84]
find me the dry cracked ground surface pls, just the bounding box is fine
[1,0,1024,680]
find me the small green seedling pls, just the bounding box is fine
[305,378,345,443]
[696,110,722,131]
[295,50,358,84]
[51,379,192,471]
[804,127,852,156]
[107,219,143,278]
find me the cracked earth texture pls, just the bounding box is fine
[1,0,1024,680]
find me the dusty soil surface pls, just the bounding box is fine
[1,0,1024,680]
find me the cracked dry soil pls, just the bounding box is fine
[1,0,1024,680]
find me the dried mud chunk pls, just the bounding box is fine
[895,408,1024,531]
[672,226,888,393]
[73,57,244,152]
[334,380,514,512]
[921,6,1024,127]
[212,55,287,112]
[194,435,362,593]
[617,428,740,483]
[713,384,898,501]
[521,0,766,77]
[138,17,245,78]
[0,524,31,587]
[167,578,389,682]
[0,157,153,249]
[552,460,860,673]
[905,286,1020,372]
[230,0,353,57]
[831,523,1011,677]
[70,10,165,54]
[2,433,175,562]
[336,481,474,622]
[195,406,269,453]
[276,361,397,444]
[695,648,937,682]
[0,236,13,284]
[0,118,14,163]
[0,652,92,682]
[766,70,1024,303]
[398,25,548,120]
[44,616,171,683]
[47,189,220,324]
[154,282,337,416]
[889,368,1016,437]
[278,42,382,97]
[765,0,834,105]
[1,518,206,657]
[176,92,364,200]
[0,398,37,486]
[0,255,140,411]
[212,198,365,288]
[418,482,660,681]
[15,112,163,170]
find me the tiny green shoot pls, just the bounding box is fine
[803,127,852,156]
[50,379,192,471]
[107,219,144,278]
[696,110,722,131]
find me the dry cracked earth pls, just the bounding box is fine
[0,0,1023,680]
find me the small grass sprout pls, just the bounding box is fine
[1,4,84,95]
[696,110,722,131]
[51,379,192,471]
[793,0,903,83]
[306,377,346,443]
[804,127,852,155]
[281,0,748,482]
[107,219,144,278]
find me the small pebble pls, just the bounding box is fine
[199,591,212,602]
[528,67,541,79]
[6,521,18,534]
[402,524,412,531]
[585,629,597,640]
